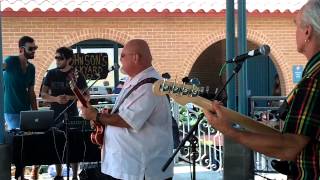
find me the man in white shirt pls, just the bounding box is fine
[81,39,174,180]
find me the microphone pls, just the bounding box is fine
[93,64,119,80]
[108,64,120,72]
[226,45,270,63]
[86,64,120,91]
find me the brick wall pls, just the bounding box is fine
[1,14,305,95]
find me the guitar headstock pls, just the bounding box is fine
[153,79,201,106]
[68,69,88,107]
[67,68,81,90]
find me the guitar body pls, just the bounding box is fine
[90,124,104,146]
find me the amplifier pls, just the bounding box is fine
[66,116,92,130]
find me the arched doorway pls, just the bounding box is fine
[188,40,280,100]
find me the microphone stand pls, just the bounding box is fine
[162,62,244,179]
[162,115,202,180]
[53,76,101,180]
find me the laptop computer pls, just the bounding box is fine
[20,110,54,132]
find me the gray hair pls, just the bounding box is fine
[301,0,320,39]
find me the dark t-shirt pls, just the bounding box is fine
[43,68,87,124]
[3,56,35,113]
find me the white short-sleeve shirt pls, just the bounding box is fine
[101,67,174,180]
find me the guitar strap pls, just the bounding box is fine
[279,59,320,120]
[113,77,158,113]
[112,77,180,148]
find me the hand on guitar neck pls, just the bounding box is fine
[202,100,240,135]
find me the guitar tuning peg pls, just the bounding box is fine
[206,86,210,93]
[199,86,205,94]
[182,77,190,84]
[190,78,200,86]
[161,73,171,80]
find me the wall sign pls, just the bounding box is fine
[72,53,108,80]
[292,65,304,83]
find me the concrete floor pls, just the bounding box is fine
[12,163,288,180]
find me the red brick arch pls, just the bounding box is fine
[34,28,132,93]
[181,29,291,95]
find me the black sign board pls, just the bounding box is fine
[72,53,109,80]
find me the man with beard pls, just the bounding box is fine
[41,47,88,180]
[3,36,39,180]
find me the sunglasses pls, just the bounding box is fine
[22,45,38,52]
[55,56,65,61]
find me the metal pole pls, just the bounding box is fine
[0,4,11,180]
[224,1,238,180]
[226,0,236,110]
[0,0,5,144]
[238,0,254,179]
[113,43,119,86]
[238,0,248,116]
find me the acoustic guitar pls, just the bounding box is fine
[152,80,280,135]
[68,70,104,146]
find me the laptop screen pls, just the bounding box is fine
[20,110,54,132]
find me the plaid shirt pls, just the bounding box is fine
[283,51,320,180]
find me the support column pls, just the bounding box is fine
[224,0,254,179]
[0,8,12,180]
[113,43,119,85]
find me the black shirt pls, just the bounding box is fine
[43,68,87,124]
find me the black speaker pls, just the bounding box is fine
[0,144,12,180]
[271,160,297,176]
[79,167,103,180]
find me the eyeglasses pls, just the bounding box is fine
[55,56,65,61]
[22,45,38,52]
[120,53,137,58]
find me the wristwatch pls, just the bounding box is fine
[95,112,102,123]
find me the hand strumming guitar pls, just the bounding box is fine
[79,102,105,146]
[80,103,98,129]
[80,102,99,123]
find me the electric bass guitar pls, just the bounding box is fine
[68,70,104,146]
[152,80,280,135]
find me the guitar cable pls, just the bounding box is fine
[81,121,87,164]
[20,135,24,167]
[217,63,228,102]
[51,127,67,165]
[254,171,273,180]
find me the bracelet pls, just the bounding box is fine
[95,112,102,123]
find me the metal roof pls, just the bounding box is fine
[1,0,307,13]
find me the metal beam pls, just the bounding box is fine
[238,0,248,115]
[237,0,254,179]
[224,1,254,179]
[113,43,119,86]
[226,0,236,110]
[0,2,5,144]
[224,1,238,179]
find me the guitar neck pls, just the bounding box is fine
[192,96,280,135]
[73,87,88,108]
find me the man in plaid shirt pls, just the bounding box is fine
[204,0,320,179]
